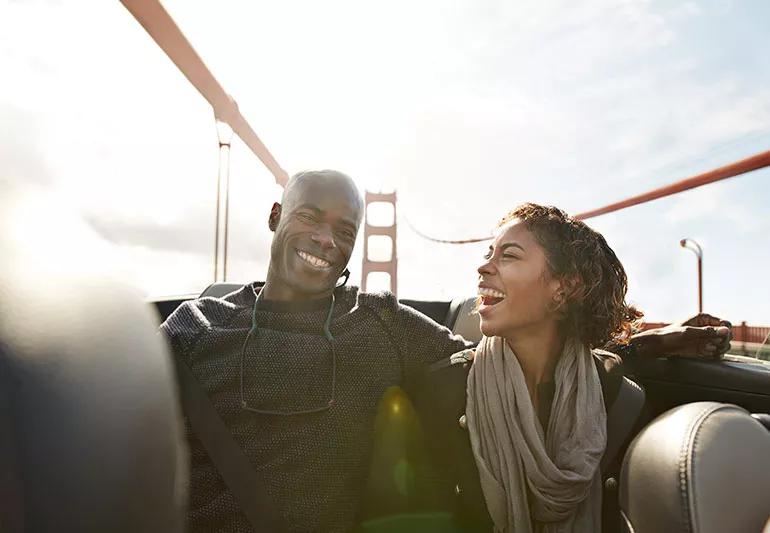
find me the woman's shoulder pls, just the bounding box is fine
[592,348,624,374]
[414,348,474,416]
[592,348,626,409]
[425,347,475,374]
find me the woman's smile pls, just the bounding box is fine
[477,285,506,315]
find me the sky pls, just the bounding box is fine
[2,0,769,323]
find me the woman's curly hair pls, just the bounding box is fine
[499,203,643,348]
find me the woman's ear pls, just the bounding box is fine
[562,275,582,295]
[549,275,581,312]
[549,288,566,313]
[268,202,281,232]
[545,276,565,313]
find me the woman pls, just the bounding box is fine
[419,203,643,533]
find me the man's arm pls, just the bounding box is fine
[362,293,472,384]
[608,313,732,360]
[392,302,473,387]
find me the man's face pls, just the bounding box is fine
[268,178,361,299]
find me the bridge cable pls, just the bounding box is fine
[406,148,770,244]
[120,0,289,187]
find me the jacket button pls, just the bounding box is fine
[458,414,467,429]
[454,484,462,496]
[604,477,618,491]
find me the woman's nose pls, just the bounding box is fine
[477,257,494,276]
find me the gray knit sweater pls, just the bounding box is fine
[160,283,470,532]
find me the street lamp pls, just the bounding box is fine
[679,238,703,314]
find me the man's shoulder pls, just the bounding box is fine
[160,284,253,342]
[351,287,399,323]
[354,288,398,314]
[353,289,439,327]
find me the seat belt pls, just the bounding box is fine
[174,357,287,532]
[601,376,645,474]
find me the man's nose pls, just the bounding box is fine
[311,225,336,249]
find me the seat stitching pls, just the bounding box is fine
[680,404,734,533]
[620,509,636,533]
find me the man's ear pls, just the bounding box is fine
[268,202,281,232]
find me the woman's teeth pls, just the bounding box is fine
[297,250,331,269]
[478,287,506,299]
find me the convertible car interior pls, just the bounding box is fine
[1,212,768,533]
[5,1,769,531]
[159,282,770,531]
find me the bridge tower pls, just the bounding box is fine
[361,191,398,296]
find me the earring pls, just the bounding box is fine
[547,293,564,313]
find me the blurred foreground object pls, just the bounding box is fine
[0,184,187,532]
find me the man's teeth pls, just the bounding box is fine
[297,250,331,268]
[478,287,506,299]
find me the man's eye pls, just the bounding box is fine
[503,254,520,260]
[483,252,492,260]
[336,230,355,242]
[297,213,316,223]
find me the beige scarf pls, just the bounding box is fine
[465,336,606,533]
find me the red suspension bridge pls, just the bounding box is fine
[120,0,769,352]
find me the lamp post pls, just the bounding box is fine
[679,238,703,314]
[213,118,234,282]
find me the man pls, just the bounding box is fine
[161,170,730,532]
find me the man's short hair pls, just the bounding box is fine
[282,169,363,215]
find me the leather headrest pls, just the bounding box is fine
[620,401,770,533]
[446,296,482,343]
[200,282,243,299]
[0,187,187,532]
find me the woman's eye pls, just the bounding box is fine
[503,254,520,260]
[483,252,492,260]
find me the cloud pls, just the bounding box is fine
[85,203,273,258]
[3,0,769,320]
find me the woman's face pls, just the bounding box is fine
[476,219,562,338]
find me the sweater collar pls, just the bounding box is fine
[249,282,333,313]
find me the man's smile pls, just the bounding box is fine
[296,249,332,270]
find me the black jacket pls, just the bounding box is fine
[413,349,640,533]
